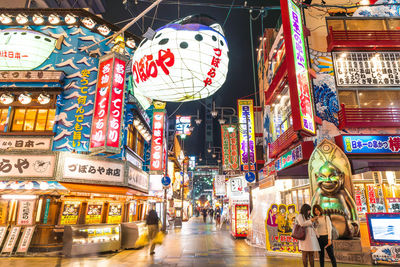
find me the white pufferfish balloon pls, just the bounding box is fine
[132,14,229,102]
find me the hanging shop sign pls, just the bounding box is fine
[127,164,149,192]
[126,150,143,169]
[188,156,196,171]
[0,70,64,83]
[150,110,166,174]
[274,141,314,172]
[280,0,315,135]
[221,124,240,171]
[60,201,80,225]
[61,155,124,184]
[265,203,299,253]
[336,135,400,154]
[0,137,52,151]
[85,202,103,224]
[17,199,35,225]
[214,174,226,196]
[1,226,21,254]
[176,116,191,136]
[332,51,400,88]
[0,153,56,179]
[131,15,229,102]
[90,53,127,154]
[107,203,122,224]
[237,100,256,171]
[0,28,57,71]
[16,225,36,254]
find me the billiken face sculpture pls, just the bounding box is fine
[315,161,344,195]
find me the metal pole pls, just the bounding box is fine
[245,113,253,212]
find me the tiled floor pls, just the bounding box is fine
[0,217,378,266]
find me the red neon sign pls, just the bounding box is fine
[150,111,166,172]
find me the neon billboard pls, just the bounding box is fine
[237,99,256,171]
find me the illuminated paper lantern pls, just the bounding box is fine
[132,14,229,102]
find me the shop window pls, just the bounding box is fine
[388,19,400,30]
[270,87,292,142]
[137,134,144,158]
[0,109,8,132]
[10,108,55,132]
[126,124,145,159]
[292,190,298,208]
[326,19,345,31]
[346,19,386,31]
[338,90,358,108]
[338,90,400,108]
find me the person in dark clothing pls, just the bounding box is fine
[215,206,221,227]
[209,208,214,222]
[146,205,159,255]
[202,208,208,223]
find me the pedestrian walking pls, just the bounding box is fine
[146,204,160,255]
[209,207,214,222]
[296,204,320,267]
[202,208,208,223]
[313,204,337,267]
[215,206,221,228]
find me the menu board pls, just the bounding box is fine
[0,200,8,224]
[2,226,20,253]
[16,226,36,253]
[85,203,103,224]
[367,185,386,213]
[354,185,368,215]
[17,200,35,225]
[107,203,122,224]
[60,201,80,225]
[235,205,248,236]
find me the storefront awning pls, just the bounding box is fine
[60,183,148,197]
[276,162,309,179]
[350,158,400,174]
[0,181,68,195]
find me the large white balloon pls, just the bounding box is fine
[132,14,229,102]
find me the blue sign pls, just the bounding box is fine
[341,135,400,154]
[161,176,171,186]
[245,172,256,183]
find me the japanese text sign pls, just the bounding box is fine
[0,137,51,151]
[338,135,400,154]
[221,124,240,171]
[17,200,35,225]
[176,115,191,136]
[150,110,166,173]
[0,154,55,178]
[127,164,149,192]
[281,0,315,135]
[275,144,303,171]
[90,54,127,154]
[214,174,226,196]
[63,156,124,184]
[237,100,256,171]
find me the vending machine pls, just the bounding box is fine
[230,203,249,238]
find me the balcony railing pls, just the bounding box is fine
[338,104,400,130]
[268,126,298,159]
[327,27,400,51]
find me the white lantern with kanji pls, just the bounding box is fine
[132,14,229,102]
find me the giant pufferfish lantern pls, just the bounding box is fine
[132,14,229,102]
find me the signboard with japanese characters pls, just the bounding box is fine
[107,203,122,224]
[214,175,226,196]
[332,52,400,88]
[150,110,166,174]
[90,53,127,154]
[0,226,7,249]
[127,163,149,193]
[0,137,52,151]
[221,124,240,171]
[0,70,64,82]
[16,225,36,254]
[59,201,80,225]
[274,144,303,171]
[237,100,256,171]
[85,202,103,224]
[1,226,20,254]
[0,153,56,179]
[336,135,400,154]
[176,116,191,136]
[280,0,315,135]
[61,155,124,184]
[126,150,143,169]
[354,184,368,215]
[17,200,35,225]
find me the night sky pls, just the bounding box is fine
[103,0,281,158]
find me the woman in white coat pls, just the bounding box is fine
[296,204,320,267]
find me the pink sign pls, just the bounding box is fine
[106,58,126,148]
[90,58,113,149]
[150,111,165,172]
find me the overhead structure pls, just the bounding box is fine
[132,14,229,102]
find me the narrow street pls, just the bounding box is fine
[0,217,372,267]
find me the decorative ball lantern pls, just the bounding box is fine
[132,14,229,102]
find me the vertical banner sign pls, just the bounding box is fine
[215,174,226,196]
[17,200,35,225]
[280,0,315,135]
[150,110,166,173]
[238,100,256,171]
[90,53,127,154]
[221,124,240,171]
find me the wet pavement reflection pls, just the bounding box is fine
[0,217,378,266]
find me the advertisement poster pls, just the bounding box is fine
[367,185,386,213]
[60,201,80,225]
[107,203,122,224]
[221,124,240,171]
[354,185,368,215]
[237,100,256,171]
[235,205,249,236]
[17,200,35,225]
[371,245,400,265]
[85,203,103,224]
[0,200,8,224]
[265,203,299,253]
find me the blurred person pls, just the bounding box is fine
[146,204,160,255]
[202,208,208,223]
[215,206,221,228]
[209,207,214,222]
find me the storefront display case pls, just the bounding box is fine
[230,203,249,238]
[121,221,147,249]
[63,224,120,257]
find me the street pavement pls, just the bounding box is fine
[0,217,378,267]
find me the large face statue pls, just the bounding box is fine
[315,161,344,195]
